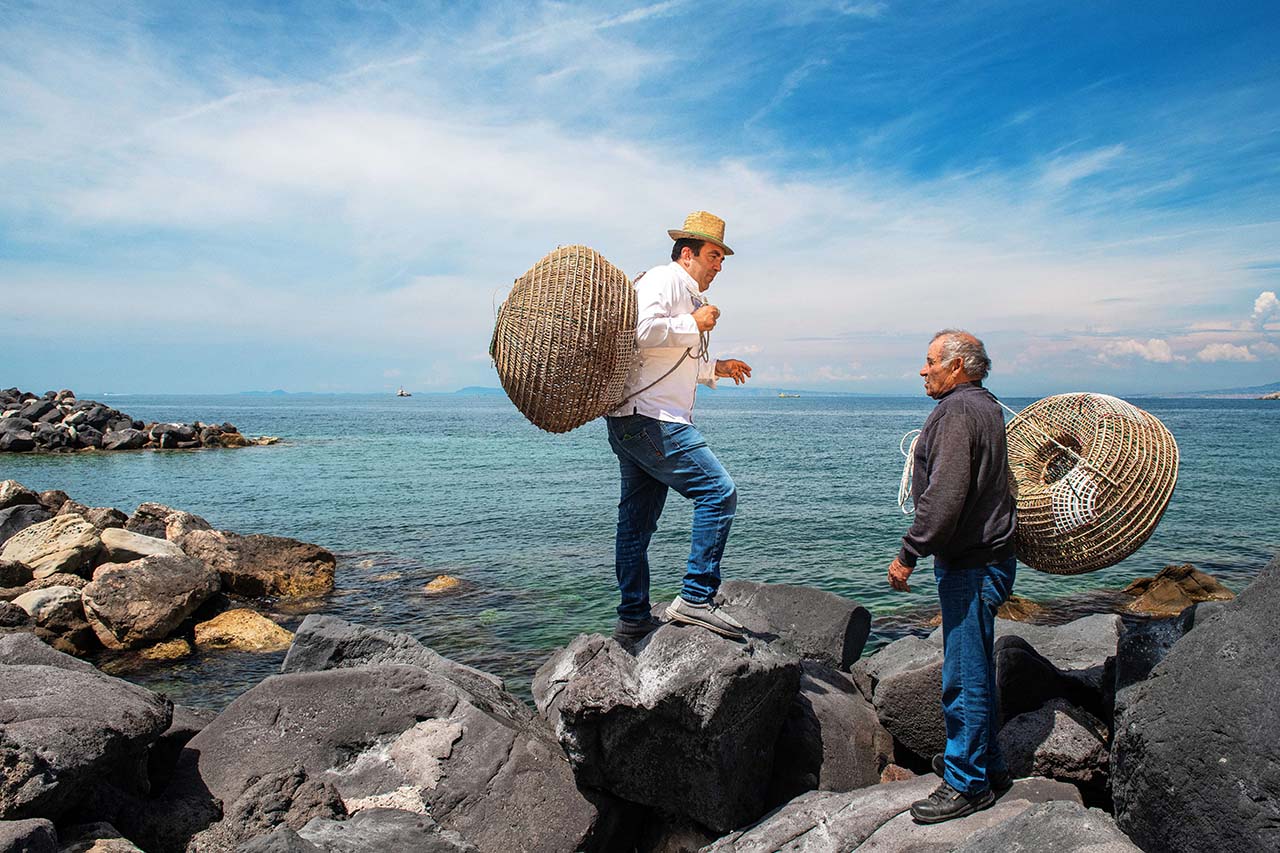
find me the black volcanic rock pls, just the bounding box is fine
[1111,551,1280,852]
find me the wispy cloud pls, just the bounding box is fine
[1039,145,1126,191]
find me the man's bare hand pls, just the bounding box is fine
[715,359,752,385]
[693,304,720,332]
[887,556,914,592]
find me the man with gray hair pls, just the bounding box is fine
[887,329,1017,824]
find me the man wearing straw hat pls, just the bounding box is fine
[604,211,753,642]
[887,329,1017,824]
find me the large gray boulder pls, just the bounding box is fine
[850,635,945,760]
[282,616,520,720]
[99,527,185,562]
[0,818,57,853]
[0,482,38,510]
[182,530,335,598]
[178,662,618,853]
[101,429,146,451]
[297,808,480,852]
[187,765,345,853]
[81,554,219,650]
[703,775,1083,852]
[994,614,1121,694]
[0,650,171,821]
[1112,552,1280,853]
[769,662,893,805]
[952,800,1141,852]
[1112,602,1224,698]
[0,505,51,550]
[11,586,84,635]
[534,625,801,833]
[857,615,1123,763]
[993,636,1106,726]
[717,580,871,670]
[0,632,98,672]
[123,503,211,542]
[0,515,102,579]
[999,698,1109,787]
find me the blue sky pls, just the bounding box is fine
[2,0,1277,395]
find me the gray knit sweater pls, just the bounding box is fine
[899,382,1016,569]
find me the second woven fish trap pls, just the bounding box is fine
[1007,393,1179,575]
[490,245,637,433]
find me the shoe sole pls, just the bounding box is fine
[664,604,744,639]
[910,792,995,824]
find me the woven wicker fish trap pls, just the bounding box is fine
[1007,393,1179,575]
[490,245,637,433]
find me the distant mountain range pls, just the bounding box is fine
[1167,380,1280,399]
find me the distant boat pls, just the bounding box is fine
[396,387,412,397]
[778,392,800,398]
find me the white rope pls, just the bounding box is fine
[897,397,1120,517]
[897,429,921,514]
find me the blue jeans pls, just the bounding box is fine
[935,555,1017,796]
[606,414,737,621]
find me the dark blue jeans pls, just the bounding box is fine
[935,555,1017,796]
[605,414,737,621]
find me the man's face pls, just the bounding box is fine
[921,338,963,399]
[682,243,725,291]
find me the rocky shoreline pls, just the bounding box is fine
[1,479,1276,852]
[0,388,276,453]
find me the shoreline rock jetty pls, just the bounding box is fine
[1,481,1274,851]
[0,480,333,662]
[0,388,278,453]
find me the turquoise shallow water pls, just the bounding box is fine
[4,392,1278,709]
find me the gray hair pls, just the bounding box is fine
[932,329,991,380]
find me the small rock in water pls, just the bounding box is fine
[1122,563,1235,616]
[928,594,1045,627]
[194,608,294,651]
[424,574,463,595]
[142,638,195,660]
[357,558,375,569]
[374,572,402,582]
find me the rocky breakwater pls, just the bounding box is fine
[3,554,1276,851]
[0,388,277,453]
[0,479,334,663]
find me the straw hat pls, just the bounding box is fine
[668,210,734,256]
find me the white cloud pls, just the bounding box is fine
[1196,343,1256,362]
[1253,341,1280,356]
[1252,290,1279,325]
[3,3,1279,394]
[1098,338,1177,363]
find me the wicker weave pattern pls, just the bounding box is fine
[491,245,637,433]
[1007,393,1179,575]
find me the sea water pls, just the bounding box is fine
[4,392,1277,709]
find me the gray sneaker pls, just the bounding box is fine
[613,615,662,642]
[665,597,745,639]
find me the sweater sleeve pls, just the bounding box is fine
[899,410,973,567]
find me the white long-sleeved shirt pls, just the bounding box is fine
[607,262,717,424]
